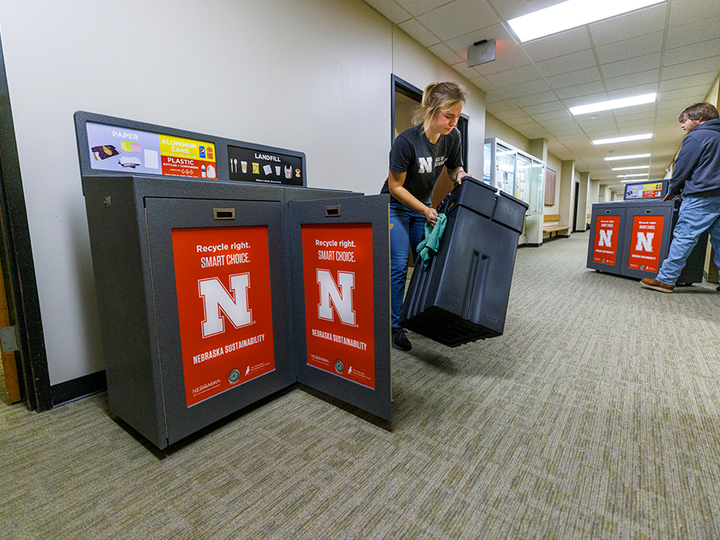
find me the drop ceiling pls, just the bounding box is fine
[363,0,720,192]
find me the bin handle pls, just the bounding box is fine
[214,208,235,220]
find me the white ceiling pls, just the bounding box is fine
[363,0,720,192]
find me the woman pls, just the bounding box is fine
[381,82,469,351]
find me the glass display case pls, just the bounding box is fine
[483,138,545,215]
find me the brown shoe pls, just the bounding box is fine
[640,277,674,293]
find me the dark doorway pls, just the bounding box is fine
[573,180,580,232]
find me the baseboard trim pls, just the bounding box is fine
[51,370,107,407]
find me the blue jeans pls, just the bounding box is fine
[656,196,720,285]
[390,200,426,329]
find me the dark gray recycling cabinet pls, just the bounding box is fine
[587,199,706,284]
[83,174,391,448]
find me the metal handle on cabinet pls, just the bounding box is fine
[214,208,235,220]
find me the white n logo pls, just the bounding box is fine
[418,157,433,174]
[199,273,252,338]
[317,269,356,326]
[635,232,654,252]
[599,229,613,247]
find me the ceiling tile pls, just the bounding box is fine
[660,71,717,92]
[485,99,517,114]
[485,88,510,103]
[522,28,592,63]
[363,0,412,23]
[575,116,617,129]
[589,4,667,46]
[494,109,534,123]
[555,83,606,101]
[398,19,441,46]
[536,49,597,78]
[668,0,720,27]
[662,56,720,79]
[660,83,718,102]
[452,62,483,80]
[523,101,567,115]
[501,79,553,99]
[547,67,602,89]
[601,53,661,79]
[395,0,450,17]
[429,43,464,65]
[484,64,543,87]
[540,117,581,129]
[469,73,497,92]
[595,32,664,64]
[417,0,499,41]
[532,109,574,123]
[511,91,558,107]
[604,70,660,91]
[665,16,720,48]
[663,39,720,67]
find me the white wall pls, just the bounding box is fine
[0,0,487,385]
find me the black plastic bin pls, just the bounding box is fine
[399,177,528,347]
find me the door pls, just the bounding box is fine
[288,195,392,421]
[145,197,294,446]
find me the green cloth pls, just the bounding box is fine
[416,213,447,268]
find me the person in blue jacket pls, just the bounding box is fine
[381,82,469,350]
[641,102,720,293]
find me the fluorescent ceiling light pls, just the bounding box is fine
[570,93,657,115]
[612,165,650,171]
[618,173,649,178]
[508,0,665,42]
[605,153,651,161]
[593,133,653,145]
[621,178,650,183]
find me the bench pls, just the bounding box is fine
[543,214,570,239]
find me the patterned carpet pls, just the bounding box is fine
[2,233,720,539]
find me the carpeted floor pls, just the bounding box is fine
[2,233,719,539]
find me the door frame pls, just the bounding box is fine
[0,32,51,411]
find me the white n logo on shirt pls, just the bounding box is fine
[418,157,433,174]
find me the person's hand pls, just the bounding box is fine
[455,171,470,185]
[423,206,439,226]
[663,192,682,201]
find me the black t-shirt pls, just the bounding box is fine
[381,124,463,205]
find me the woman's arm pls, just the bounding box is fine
[388,170,439,225]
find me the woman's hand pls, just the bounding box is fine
[455,171,470,184]
[423,206,439,226]
[451,167,470,185]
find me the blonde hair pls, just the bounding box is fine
[412,82,468,127]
